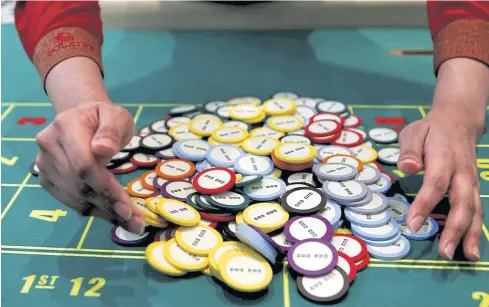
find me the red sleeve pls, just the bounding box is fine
[427,1,489,74]
[15,1,104,87]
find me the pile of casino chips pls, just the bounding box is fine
[32,93,441,304]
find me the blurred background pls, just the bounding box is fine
[1,1,429,29]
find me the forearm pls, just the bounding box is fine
[46,57,111,114]
[432,58,489,137]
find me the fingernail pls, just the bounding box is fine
[408,216,425,233]
[444,243,456,260]
[471,246,480,261]
[114,201,132,221]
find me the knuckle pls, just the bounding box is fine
[424,175,449,193]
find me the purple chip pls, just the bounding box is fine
[110,225,150,246]
[160,180,197,202]
[156,148,176,160]
[248,225,286,255]
[153,176,168,191]
[288,238,338,276]
[284,215,333,243]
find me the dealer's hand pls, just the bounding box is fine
[398,58,488,261]
[36,101,146,235]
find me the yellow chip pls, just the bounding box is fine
[262,98,297,116]
[202,266,213,276]
[211,127,249,144]
[236,174,243,182]
[208,241,259,280]
[164,239,209,272]
[235,212,245,224]
[270,168,282,179]
[249,127,284,139]
[241,136,280,156]
[175,225,223,256]
[223,120,250,131]
[227,97,261,106]
[131,197,166,222]
[273,143,317,164]
[156,199,200,226]
[242,111,267,124]
[146,242,187,276]
[229,105,264,121]
[243,203,289,231]
[169,123,202,141]
[145,197,163,213]
[350,144,378,163]
[267,115,303,133]
[193,114,222,122]
[218,251,273,292]
[189,117,223,137]
[145,217,169,228]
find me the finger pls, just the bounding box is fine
[406,140,453,232]
[38,173,75,206]
[90,206,146,235]
[397,120,429,175]
[438,173,475,260]
[91,104,135,159]
[462,188,483,261]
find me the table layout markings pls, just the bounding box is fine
[369,263,489,271]
[1,250,146,260]
[1,245,145,254]
[1,172,32,220]
[133,105,145,123]
[282,261,290,307]
[1,137,37,141]
[76,217,95,250]
[1,104,16,121]
[418,106,427,118]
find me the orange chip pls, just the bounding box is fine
[271,152,315,171]
[155,159,196,180]
[141,171,157,191]
[321,154,364,172]
[127,178,154,198]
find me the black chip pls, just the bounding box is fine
[296,267,349,304]
[280,187,326,215]
[140,133,174,151]
[149,119,168,134]
[169,105,198,116]
[30,162,39,176]
[222,221,238,240]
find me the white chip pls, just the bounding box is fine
[216,105,233,118]
[280,135,311,145]
[334,130,362,145]
[150,120,168,133]
[205,101,227,113]
[190,118,221,134]
[300,269,348,299]
[132,153,158,163]
[294,97,318,109]
[242,137,278,154]
[263,98,295,114]
[287,172,316,186]
[330,235,364,259]
[164,181,196,199]
[243,178,284,199]
[378,147,400,164]
[268,116,303,131]
[171,124,201,140]
[167,116,191,128]
[273,92,298,99]
[277,143,313,161]
[250,127,283,139]
[171,105,197,114]
[115,227,149,241]
[324,155,360,169]
[178,139,210,156]
[368,128,398,143]
[123,135,141,151]
[316,101,346,114]
[112,151,130,161]
[196,169,233,191]
[235,155,273,175]
[177,225,221,253]
[290,240,335,272]
[211,191,246,207]
[142,134,173,149]
[294,106,317,122]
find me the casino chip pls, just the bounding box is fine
[111,225,150,246]
[280,134,312,145]
[355,164,381,185]
[206,145,244,168]
[243,202,289,232]
[322,179,368,203]
[164,238,209,272]
[387,197,410,222]
[350,145,378,163]
[175,224,223,256]
[169,105,198,116]
[332,129,364,148]
[287,172,316,186]
[399,216,439,240]
[273,92,298,99]
[149,120,168,134]
[330,234,368,262]
[141,134,173,151]
[288,239,338,276]
[344,210,392,228]
[156,199,200,226]
[351,219,400,241]
[146,242,187,276]
[345,192,388,214]
[296,267,349,304]
[234,174,263,188]
[361,231,402,247]
[127,179,154,198]
[122,135,141,152]
[284,216,333,243]
[313,163,358,181]
[234,154,274,176]
[131,153,158,168]
[173,139,210,161]
[211,127,249,144]
[160,180,197,202]
[267,115,303,133]
[337,252,357,283]
[368,128,398,144]
[377,147,401,165]
[366,235,411,260]
[242,137,280,156]
[317,145,353,161]
[243,177,286,201]
[193,167,236,194]
[169,124,202,141]
[273,143,317,164]
[235,224,278,264]
[206,191,250,211]
[227,96,261,106]
[322,154,363,172]
[250,127,284,139]
[188,117,222,136]
[305,120,340,137]
[262,98,296,116]
[156,159,195,180]
[367,173,392,194]
[344,114,362,128]
[316,199,342,226]
[316,100,347,114]
[280,187,326,215]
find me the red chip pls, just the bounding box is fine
[192,167,236,194]
[332,233,368,262]
[355,253,370,272]
[309,131,341,144]
[331,129,364,147]
[109,162,137,174]
[337,252,357,283]
[130,153,158,168]
[304,119,341,138]
[200,212,235,222]
[310,112,345,126]
[344,114,362,128]
[382,171,396,183]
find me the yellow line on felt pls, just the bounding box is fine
[76,217,95,250]
[1,245,145,254]
[1,137,36,142]
[282,261,290,307]
[133,105,145,123]
[482,224,489,243]
[418,106,427,118]
[0,173,32,220]
[1,250,146,260]
[368,263,489,271]
[370,258,489,266]
[348,105,354,115]
[348,105,418,109]
[0,183,40,188]
[1,104,16,121]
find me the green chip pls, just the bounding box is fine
[186,192,205,211]
[204,191,250,211]
[196,194,224,212]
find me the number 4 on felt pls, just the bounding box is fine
[30,210,67,222]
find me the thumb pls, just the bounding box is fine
[397,120,428,175]
[91,104,135,159]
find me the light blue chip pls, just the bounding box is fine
[399,216,439,240]
[172,139,209,161]
[366,235,411,260]
[316,199,342,227]
[387,197,411,222]
[361,231,402,247]
[243,177,286,201]
[351,219,400,241]
[367,173,392,194]
[233,154,274,176]
[205,144,244,168]
[335,189,373,207]
[235,223,278,264]
[235,174,264,188]
[345,192,388,215]
[344,209,392,228]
